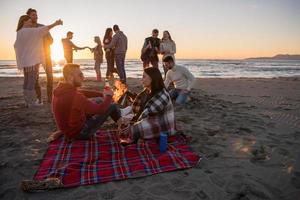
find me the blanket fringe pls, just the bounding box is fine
[21,178,63,192]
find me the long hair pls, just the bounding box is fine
[162,30,173,42]
[103,28,113,44]
[16,15,30,31]
[144,67,165,96]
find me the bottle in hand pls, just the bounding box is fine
[104,78,110,89]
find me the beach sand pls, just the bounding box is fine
[0,77,300,200]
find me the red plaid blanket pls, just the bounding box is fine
[34,131,200,187]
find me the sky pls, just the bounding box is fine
[0,0,299,60]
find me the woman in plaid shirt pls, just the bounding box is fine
[120,67,176,144]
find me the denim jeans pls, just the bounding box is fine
[115,53,126,83]
[169,89,190,104]
[35,60,53,102]
[76,104,121,140]
[105,50,115,78]
[23,67,39,91]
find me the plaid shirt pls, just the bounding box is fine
[130,88,175,139]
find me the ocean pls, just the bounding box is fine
[1,59,300,78]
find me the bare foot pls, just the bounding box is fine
[47,130,63,143]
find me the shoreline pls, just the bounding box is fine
[0,77,299,199]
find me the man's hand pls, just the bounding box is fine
[117,118,131,139]
[180,89,190,94]
[103,87,114,96]
[47,130,63,143]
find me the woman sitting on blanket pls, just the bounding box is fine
[120,67,176,145]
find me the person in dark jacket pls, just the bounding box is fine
[104,25,128,83]
[61,31,87,63]
[141,29,161,68]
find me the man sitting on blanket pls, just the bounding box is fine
[48,63,126,141]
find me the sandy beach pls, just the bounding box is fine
[0,76,300,200]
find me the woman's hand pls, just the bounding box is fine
[55,19,63,26]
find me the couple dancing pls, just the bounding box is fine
[14,10,63,107]
[93,26,128,82]
[48,63,176,145]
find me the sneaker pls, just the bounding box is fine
[120,106,132,116]
[28,100,43,108]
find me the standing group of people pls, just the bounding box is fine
[14,8,195,145]
[141,29,176,73]
[141,28,195,104]
[61,25,128,83]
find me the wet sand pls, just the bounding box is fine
[0,76,300,200]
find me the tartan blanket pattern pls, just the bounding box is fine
[34,130,200,187]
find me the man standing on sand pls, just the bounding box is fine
[141,29,160,68]
[163,56,195,105]
[61,31,88,63]
[26,8,53,103]
[49,64,127,141]
[104,25,127,84]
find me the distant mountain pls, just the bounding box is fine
[245,54,300,60]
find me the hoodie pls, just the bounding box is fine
[52,82,112,138]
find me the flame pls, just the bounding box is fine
[287,165,293,174]
[113,80,128,102]
[240,147,249,153]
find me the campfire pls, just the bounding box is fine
[112,80,136,107]
[113,80,128,103]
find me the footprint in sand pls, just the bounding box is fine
[169,178,186,188]
[0,188,16,200]
[172,190,194,199]
[147,184,172,196]
[209,173,226,188]
[225,179,272,200]
[129,185,144,195]
[195,190,210,199]
[100,191,115,200]
[262,111,300,129]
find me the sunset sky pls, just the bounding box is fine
[0,0,299,60]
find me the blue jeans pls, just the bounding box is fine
[23,66,39,90]
[115,53,126,83]
[76,104,121,140]
[169,89,190,104]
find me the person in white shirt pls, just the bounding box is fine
[160,30,176,76]
[14,15,62,107]
[163,56,195,104]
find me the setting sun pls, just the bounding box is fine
[50,37,64,63]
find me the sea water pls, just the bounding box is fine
[1,59,300,78]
